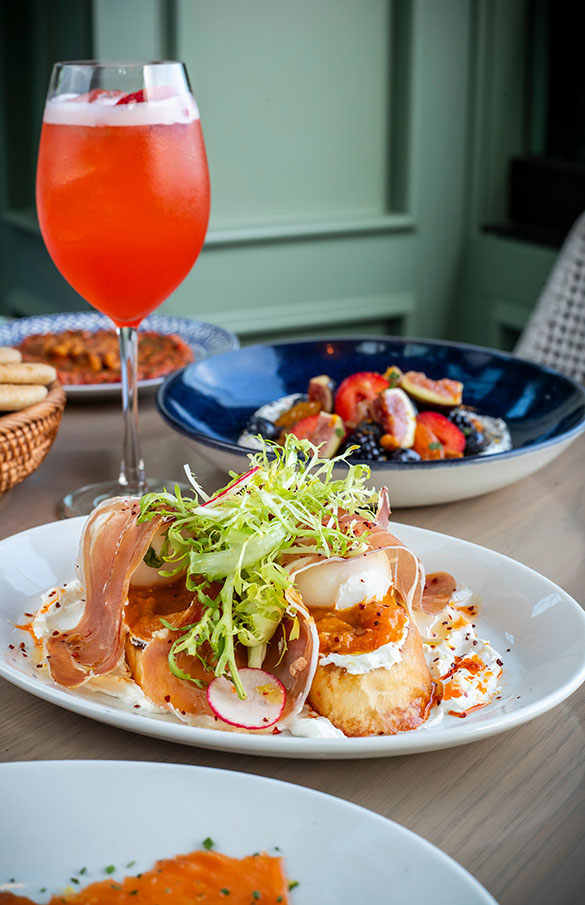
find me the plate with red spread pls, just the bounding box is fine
[0,312,238,398]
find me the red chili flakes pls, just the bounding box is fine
[164,695,171,703]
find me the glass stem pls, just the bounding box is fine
[117,325,145,496]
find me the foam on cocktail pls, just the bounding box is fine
[43,92,200,127]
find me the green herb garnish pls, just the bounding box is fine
[428,442,442,451]
[202,836,215,850]
[139,436,376,699]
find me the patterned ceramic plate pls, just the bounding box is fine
[0,312,239,398]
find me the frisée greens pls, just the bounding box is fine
[138,435,377,698]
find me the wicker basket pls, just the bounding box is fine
[0,381,66,494]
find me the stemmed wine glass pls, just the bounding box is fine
[36,61,210,516]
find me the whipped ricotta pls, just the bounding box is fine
[32,580,86,641]
[422,597,503,717]
[285,705,345,738]
[318,617,409,675]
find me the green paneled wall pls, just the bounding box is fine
[0,0,556,349]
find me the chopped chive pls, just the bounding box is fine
[202,836,214,850]
[79,867,87,875]
[104,865,116,875]
[126,860,136,869]
[129,891,139,896]
[110,883,122,890]
[288,880,299,890]
[252,893,261,901]
[220,890,230,896]
[70,877,80,885]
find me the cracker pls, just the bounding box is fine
[0,362,56,385]
[0,347,22,364]
[0,383,48,411]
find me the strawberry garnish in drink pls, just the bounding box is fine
[116,89,145,105]
[116,86,177,105]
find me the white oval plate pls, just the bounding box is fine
[0,312,239,399]
[0,519,584,759]
[0,760,497,904]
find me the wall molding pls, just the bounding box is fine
[205,215,416,248]
[202,291,416,333]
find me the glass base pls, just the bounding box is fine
[59,478,191,519]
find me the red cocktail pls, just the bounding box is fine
[37,87,209,326]
[36,62,211,515]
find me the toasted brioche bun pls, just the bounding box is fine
[0,347,22,364]
[0,362,57,385]
[308,621,433,736]
[0,383,48,411]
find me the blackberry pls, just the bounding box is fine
[449,409,488,455]
[448,409,474,436]
[464,428,488,455]
[387,448,422,463]
[354,420,383,440]
[245,414,280,441]
[344,422,387,461]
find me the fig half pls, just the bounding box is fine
[400,371,463,407]
[308,374,335,412]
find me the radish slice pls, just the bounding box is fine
[207,668,286,730]
[203,467,260,507]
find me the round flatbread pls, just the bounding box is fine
[0,383,48,411]
[0,347,22,364]
[0,362,56,385]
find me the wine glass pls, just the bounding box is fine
[36,61,210,517]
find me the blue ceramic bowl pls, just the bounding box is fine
[157,337,585,507]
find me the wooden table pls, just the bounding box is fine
[1,397,584,904]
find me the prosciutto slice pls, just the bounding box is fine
[264,590,318,722]
[46,498,169,687]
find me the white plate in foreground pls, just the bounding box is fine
[0,519,584,759]
[0,760,497,904]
